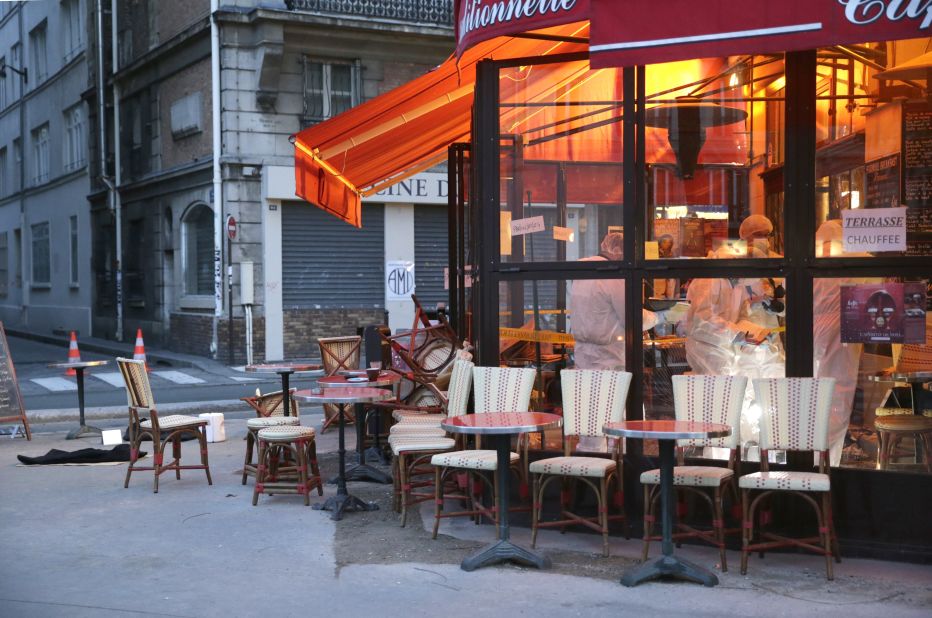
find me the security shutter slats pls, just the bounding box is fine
[282,202,384,308]
[413,205,449,310]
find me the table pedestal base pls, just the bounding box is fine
[312,493,378,521]
[67,424,102,440]
[363,445,391,466]
[621,554,719,587]
[461,539,551,572]
[343,463,391,484]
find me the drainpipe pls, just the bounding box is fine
[16,6,27,326]
[210,0,223,358]
[106,0,124,341]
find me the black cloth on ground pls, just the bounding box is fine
[17,444,144,465]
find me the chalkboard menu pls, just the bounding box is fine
[901,102,932,256]
[864,153,900,209]
[0,323,31,439]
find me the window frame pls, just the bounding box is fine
[180,203,216,305]
[62,0,84,62]
[30,221,50,287]
[31,123,50,185]
[69,215,79,286]
[0,231,8,297]
[302,57,360,124]
[29,20,48,85]
[63,104,86,172]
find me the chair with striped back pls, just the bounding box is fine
[239,389,302,485]
[387,358,474,527]
[429,366,536,539]
[739,377,839,579]
[530,370,632,557]
[640,375,747,570]
[317,336,362,432]
[117,358,212,493]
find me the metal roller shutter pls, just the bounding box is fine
[281,202,385,308]
[413,205,449,310]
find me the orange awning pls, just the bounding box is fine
[293,23,589,227]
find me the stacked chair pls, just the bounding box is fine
[530,370,632,557]
[317,335,362,432]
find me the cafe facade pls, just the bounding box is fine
[294,1,932,560]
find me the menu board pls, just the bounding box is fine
[902,101,932,209]
[864,153,900,209]
[0,323,31,438]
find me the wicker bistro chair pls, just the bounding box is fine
[240,389,301,485]
[739,377,840,580]
[530,370,633,557]
[318,336,362,432]
[116,358,212,493]
[640,375,747,571]
[252,425,323,506]
[430,366,536,539]
[387,359,475,527]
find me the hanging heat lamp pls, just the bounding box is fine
[644,96,748,179]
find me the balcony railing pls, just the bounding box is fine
[285,0,453,26]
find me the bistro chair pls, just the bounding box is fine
[530,370,632,557]
[429,366,535,539]
[387,358,474,527]
[875,414,932,473]
[240,389,302,484]
[640,375,747,571]
[116,357,212,493]
[318,335,362,432]
[252,425,323,506]
[739,377,839,580]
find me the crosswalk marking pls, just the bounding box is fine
[30,377,77,392]
[152,370,205,385]
[91,372,127,388]
[230,376,260,382]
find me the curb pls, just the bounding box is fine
[26,399,252,424]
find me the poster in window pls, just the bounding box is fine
[840,282,927,343]
[678,216,707,257]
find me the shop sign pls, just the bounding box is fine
[456,0,588,56]
[510,215,545,236]
[386,261,415,301]
[841,207,907,253]
[840,282,927,343]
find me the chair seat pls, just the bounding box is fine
[247,416,301,429]
[392,409,442,422]
[388,429,447,445]
[431,449,519,470]
[257,425,316,442]
[640,465,734,487]
[875,416,932,432]
[394,414,445,426]
[140,414,207,430]
[530,456,616,478]
[739,471,830,492]
[390,436,456,455]
[389,426,446,438]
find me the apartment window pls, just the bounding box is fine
[0,232,7,296]
[183,204,214,296]
[0,147,6,196]
[70,215,78,285]
[0,55,6,109]
[302,59,358,123]
[31,222,50,285]
[62,0,85,61]
[10,44,22,99]
[29,21,48,84]
[63,104,86,171]
[31,124,50,185]
[170,92,203,139]
[12,138,21,192]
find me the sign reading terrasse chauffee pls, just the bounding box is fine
[842,206,907,253]
[456,0,588,56]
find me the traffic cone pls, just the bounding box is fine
[133,328,150,372]
[64,331,81,376]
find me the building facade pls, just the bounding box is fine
[0,1,93,336]
[81,0,453,361]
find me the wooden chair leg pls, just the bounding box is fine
[199,428,212,485]
[399,453,410,528]
[297,442,310,506]
[600,476,609,557]
[242,429,255,485]
[173,436,182,479]
[432,466,443,540]
[714,486,727,572]
[531,474,541,549]
[153,438,165,494]
[821,492,834,581]
[392,456,402,513]
[308,440,323,495]
[253,439,267,506]
[740,489,750,575]
[641,484,653,562]
[124,432,140,489]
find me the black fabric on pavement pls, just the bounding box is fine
[17,444,144,465]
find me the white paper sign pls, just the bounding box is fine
[386,260,415,300]
[842,207,907,253]
[510,215,545,236]
[553,226,574,242]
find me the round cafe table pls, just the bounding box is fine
[245,361,322,417]
[869,370,932,416]
[603,420,731,587]
[47,360,110,440]
[441,411,562,572]
[294,387,394,520]
[315,371,402,483]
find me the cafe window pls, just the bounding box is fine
[302,58,358,124]
[182,203,214,296]
[813,38,932,258]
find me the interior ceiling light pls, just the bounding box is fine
[644,96,748,179]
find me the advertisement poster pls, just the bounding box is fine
[840,282,927,344]
[385,260,415,301]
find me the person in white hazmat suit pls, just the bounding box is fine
[813,220,866,466]
[569,232,658,370]
[684,244,782,458]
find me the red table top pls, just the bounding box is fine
[293,387,394,404]
[603,420,731,440]
[317,372,401,388]
[441,412,562,435]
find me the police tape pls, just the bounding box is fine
[499,327,575,344]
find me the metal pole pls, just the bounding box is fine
[210,0,223,358]
[110,0,124,341]
[17,7,27,325]
[228,234,233,365]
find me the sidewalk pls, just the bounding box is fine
[1,417,929,617]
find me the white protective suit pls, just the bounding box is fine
[813,220,865,466]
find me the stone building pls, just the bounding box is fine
[85,0,454,361]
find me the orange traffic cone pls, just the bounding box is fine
[64,331,81,376]
[133,328,150,372]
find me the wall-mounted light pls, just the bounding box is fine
[0,62,28,83]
